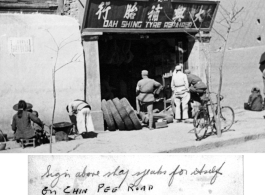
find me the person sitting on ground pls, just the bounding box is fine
[32,111,49,145]
[184,69,208,103]
[12,100,44,142]
[244,87,263,111]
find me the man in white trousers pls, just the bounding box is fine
[171,64,190,122]
[66,99,95,135]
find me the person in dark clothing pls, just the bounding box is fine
[184,69,207,103]
[12,100,44,141]
[32,111,49,145]
[136,70,163,130]
[245,87,263,111]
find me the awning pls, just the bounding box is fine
[82,0,220,33]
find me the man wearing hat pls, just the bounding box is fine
[136,70,162,130]
[184,69,207,103]
[171,64,190,122]
[12,100,44,141]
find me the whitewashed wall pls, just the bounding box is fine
[0,14,84,137]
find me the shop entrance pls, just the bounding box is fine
[98,33,188,109]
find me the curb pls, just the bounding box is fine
[160,133,265,153]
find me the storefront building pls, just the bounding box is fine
[81,0,219,130]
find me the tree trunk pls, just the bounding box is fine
[216,27,231,137]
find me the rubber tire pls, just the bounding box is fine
[101,99,116,131]
[112,98,134,130]
[193,110,209,140]
[107,100,126,130]
[120,98,142,130]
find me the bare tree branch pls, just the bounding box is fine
[188,11,198,29]
[46,29,59,50]
[216,17,228,24]
[212,27,227,41]
[231,7,244,22]
[219,9,230,25]
[219,4,231,19]
[59,39,81,50]
[231,21,243,32]
[163,9,173,22]
[45,45,57,52]
[55,53,82,72]
[216,20,230,29]
[45,29,82,153]
[58,33,74,48]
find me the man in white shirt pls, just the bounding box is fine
[66,99,95,134]
[171,65,190,121]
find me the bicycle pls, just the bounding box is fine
[193,92,235,141]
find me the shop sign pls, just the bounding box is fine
[83,0,219,32]
[8,37,33,54]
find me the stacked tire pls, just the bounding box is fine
[101,98,142,131]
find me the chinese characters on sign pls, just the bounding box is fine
[8,37,33,54]
[96,2,111,20]
[85,0,218,31]
[124,2,138,20]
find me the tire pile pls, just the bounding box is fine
[101,98,142,131]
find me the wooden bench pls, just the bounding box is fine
[20,138,36,149]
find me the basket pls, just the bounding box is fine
[52,122,73,135]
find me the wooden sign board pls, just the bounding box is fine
[82,0,219,33]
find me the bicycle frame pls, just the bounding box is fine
[199,91,224,132]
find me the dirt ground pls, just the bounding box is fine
[1,108,265,153]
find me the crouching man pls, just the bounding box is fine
[66,99,95,135]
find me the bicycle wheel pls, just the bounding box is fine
[193,110,210,140]
[220,106,235,132]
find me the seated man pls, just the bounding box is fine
[245,87,263,111]
[32,111,49,145]
[184,69,207,103]
[12,100,44,142]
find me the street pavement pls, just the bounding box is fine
[203,138,265,153]
[1,108,265,153]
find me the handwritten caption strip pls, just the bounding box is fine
[29,155,243,195]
